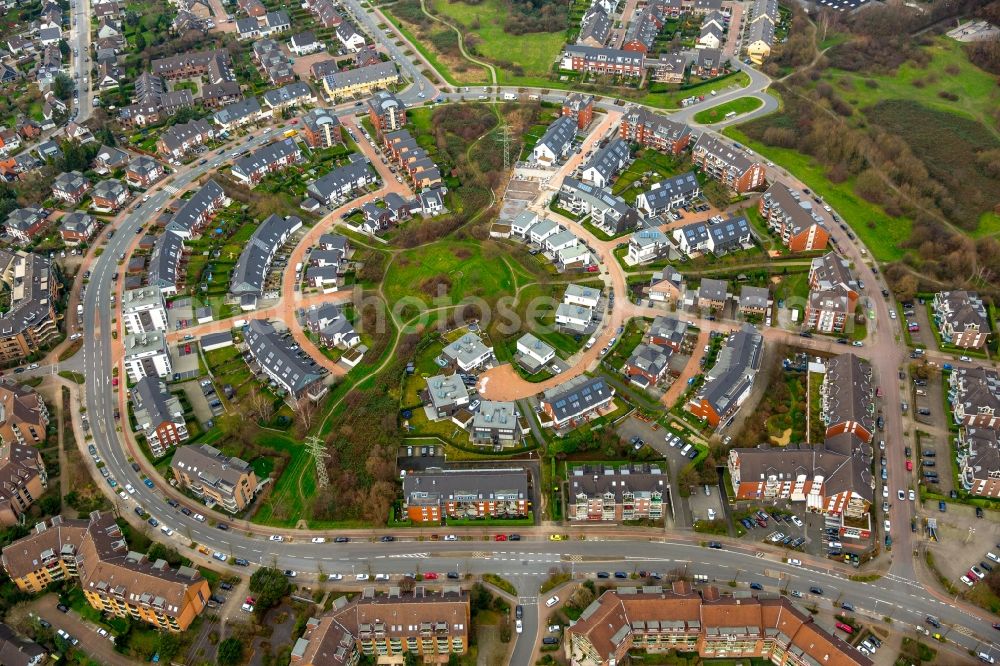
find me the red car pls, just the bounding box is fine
[494,534,507,542]
[424,572,439,580]
[835,622,854,634]
[246,596,255,605]
[185,344,191,354]
[112,377,118,387]
[906,460,913,471]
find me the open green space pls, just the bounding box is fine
[693,97,764,124]
[612,149,691,204]
[431,0,565,83]
[722,126,911,263]
[382,240,516,306]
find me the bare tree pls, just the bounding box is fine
[295,398,317,435]
[251,391,274,424]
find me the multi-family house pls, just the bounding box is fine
[0,622,46,665]
[691,134,766,193]
[0,379,49,524]
[52,171,91,204]
[759,182,829,251]
[440,333,494,372]
[558,177,638,236]
[171,444,258,513]
[578,5,612,47]
[213,97,269,132]
[131,376,188,457]
[745,0,778,64]
[306,156,377,205]
[697,277,729,310]
[957,427,1000,498]
[58,212,96,245]
[626,227,674,265]
[123,331,172,381]
[635,171,700,218]
[471,401,524,447]
[156,120,215,161]
[560,45,645,77]
[540,375,615,429]
[243,319,328,401]
[673,215,752,257]
[648,50,688,83]
[5,208,49,245]
[805,252,859,333]
[948,366,1000,430]
[229,214,303,305]
[932,291,990,349]
[322,61,399,101]
[581,138,631,188]
[2,512,210,631]
[620,105,693,154]
[532,116,577,165]
[296,108,341,149]
[568,464,666,521]
[289,31,322,56]
[0,251,59,362]
[648,316,688,351]
[231,138,303,187]
[561,93,594,129]
[402,467,528,522]
[648,265,686,304]
[422,374,469,421]
[122,286,168,334]
[90,179,128,212]
[738,285,770,317]
[821,353,874,443]
[688,324,763,427]
[252,39,295,85]
[92,145,130,173]
[624,343,671,387]
[367,91,406,134]
[262,81,316,111]
[125,155,164,188]
[302,303,359,348]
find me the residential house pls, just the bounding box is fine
[557,177,638,236]
[1,512,210,631]
[156,119,215,161]
[0,622,46,666]
[243,319,328,401]
[58,211,96,245]
[147,231,185,296]
[958,427,1000,498]
[402,468,529,522]
[515,333,555,373]
[759,182,829,251]
[52,171,91,204]
[213,97,268,132]
[261,81,316,111]
[367,91,406,134]
[648,50,688,83]
[568,464,666,521]
[821,353,874,444]
[624,343,671,387]
[0,380,49,525]
[0,250,60,362]
[673,215,752,257]
[302,303,359,348]
[691,134,766,193]
[252,39,295,86]
[933,291,991,349]
[231,138,303,187]
[697,277,729,310]
[305,156,376,205]
[92,145,130,173]
[561,93,594,130]
[635,171,700,217]
[322,61,399,101]
[131,376,188,457]
[422,374,470,420]
[578,5,612,47]
[688,324,763,427]
[532,115,577,165]
[745,0,778,64]
[171,444,258,513]
[472,402,524,447]
[540,375,615,429]
[5,208,48,245]
[300,108,342,149]
[90,179,128,212]
[440,333,494,372]
[560,45,645,77]
[648,316,688,351]
[738,285,770,317]
[619,105,692,154]
[693,47,726,77]
[565,283,601,309]
[165,179,229,238]
[335,21,367,52]
[289,31,322,56]
[648,265,686,304]
[581,138,631,188]
[125,155,164,189]
[948,366,1000,430]
[123,331,172,381]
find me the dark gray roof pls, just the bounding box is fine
[323,61,397,91]
[261,81,313,107]
[822,353,874,436]
[131,376,183,434]
[147,231,184,289]
[569,463,666,501]
[230,214,301,296]
[563,44,644,67]
[306,156,374,203]
[213,97,262,126]
[0,250,55,337]
[542,375,615,423]
[649,316,687,345]
[638,171,699,210]
[167,179,226,235]
[403,468,528,506]
[582,138,630,183]
[231,138,300,181]
[244,319,326,396]
[536,115,577,156]
[696,324,763,418]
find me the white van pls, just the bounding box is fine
[585,337,597,350]
[680,444,693,456]
[829,541,843,550]
[502,93,517,101]
[374,573,390,581]
[987,552,999,563]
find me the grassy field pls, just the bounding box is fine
[382,240,516,306]
[430,0,564,83]
[722,126,912,263]
[825,37,1000,137]
[612,149,690,203]
[693,97,763,124]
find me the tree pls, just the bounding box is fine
[248,567,290,610]
[134,33,147,52]
[403,653,419,666]
[217,637,243,666]
[58,40,70,58]
[156,631,182,661]
[52,73,74,102]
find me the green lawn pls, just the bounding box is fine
[382,240,516,306]
[722,126,912,263]
[693,97,764,124]
[430,0,564,82]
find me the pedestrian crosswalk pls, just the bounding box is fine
[388,552,429,559]
[162,185,179,195]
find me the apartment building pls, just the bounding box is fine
[125,155,164,189]
[300,108,342,149]
[688,324,763,427]
[322,61,399,101]
[958,427,1000,498]
[1,512,209,631]
[759,182,829,252]
[933,290,990,349]
[122,286,168,334]
[367,91,406,134]
[568,585,872,666]
[560,45,645,77]
[294,588,470,664]
[532,116,577,165]
[568,464,666,521]
[58,211,95,245]
[147,231,185,296]
[562,93,594,129]
[0,250,60,363]
[673,216,752,257]
[123,330,172,381]
[558,177,638,236]
[171,443,258,513]
[728,432,873,520]
[738,285,770,316]
[948,366,1000,430]
[821,353,874,443]
[619,105,693,155]
[691,134,766,193]
[540,375,615,429]
[745,0,778,64]
[0,434,46,526]
[422,374,470,421]
[131,377,188,458]
[243,319,328,401]
[401,467,529,522]
[231,138,303,187]
[805,252,859,333]
[627,228,674,265]
[581,138,631,188]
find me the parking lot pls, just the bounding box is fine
[900,298,937,351]
[924,500,1000,586]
